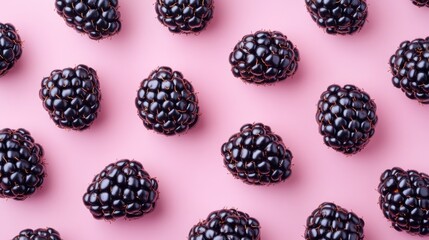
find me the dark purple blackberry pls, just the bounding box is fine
[378,167,429,235]
[189,208,261,240]
[83,159,159,220]
[135,66,199,136]
[229,30,300,84]
[39,64,101,130]
[55,0,121,40]
[305,0,368,35]
[0,128,44,200]
[305,202,365,240]
[13,228,62,240]
[316,84,377,155]
[0,23,22,77]
[155,0,214,34]
[221,123,292,185]
[412,0,429,7]
[389,37,429,103]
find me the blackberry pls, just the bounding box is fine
[412,0,429,7]
[135,66,199,136]
[155,0,214,34]
[221,123,292,185]
[316,84,377,155]
[378,167,429,235]
[389,37,429,103]
[188,208,261,240]
[305,202,365,240]
[305,0,368,35]
[0,128,44,200]
[55,0,121,40]
[39,64,101,130]
[83,159,159,220]
[13,228,62,240]
[229,30,300,84]
[0,23,22,77]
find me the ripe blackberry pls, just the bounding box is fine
[135,66,199,136]
[412,0,429,7]
[378,167,429,235]
[221,123,292,185]
[305,0,368,35]
[83,159,159,220]
[13,228,62,240]
[189,208,261,240]
[0,23,22,77]
[39,64,101,130]
[155,0,214,34]
[305,202,365,240]
[55,0,121,40]
[389,37,429,103]
[229,30,300,84]
[316,84,377,155]
[0,128,44,200]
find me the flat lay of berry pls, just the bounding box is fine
[12,227,62,240]
[411,0,429,7]
[188,208,261,240]
[0,23,22,77]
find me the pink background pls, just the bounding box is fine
[0,0,429,239]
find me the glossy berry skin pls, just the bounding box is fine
[55,0,121,40]
[0,128,44,200]
[189,208,261,240]
[221,123,292,185]
[13,228,62,240]
[135,66,199,136]
[155,0,214,33]
[378,167,429,235]
[316,84,377,155]
[39,65,101,131]
[83,159,159,220]
[305,202,365,240]
[390,37,429,103]
[229,31,300,84]
[305,0,368,35]
[412,0,429,7]
[0,23,22,77]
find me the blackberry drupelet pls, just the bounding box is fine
[389,37,429,103]
[412,0,429,7]
[155,0,214,34]
[55,0,121,40]
[83,159,159,220]
[305,202,365,240]
[378,167,429,235]
[189,208,261,240]
[305,0,368,35]
[229,30,300,84]
[0,128,44,200]
[221,123,292,185]
[13,228,62,240]
[0,23,22,77]
[316,84,377,155]
[135,66,199,136]
[39,64,101,130]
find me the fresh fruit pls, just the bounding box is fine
[155,0,214,33]
[305,202,365,240]
[229,30,300,84]
[378,167,429,235]
[0,128,44,200]
[39,64,101,130]
[0,23,22,77]
[316,84,377,154]
[189,208,261,240]
[55,0,121,40]
[135,66,199,136]
[83,159,159,220]
[12,228,62,240]
[411,0,429,7]
[221,123,292,185]
[305,0,368,35]
[389,37,429,103]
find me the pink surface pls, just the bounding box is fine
[0,0,429,239]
